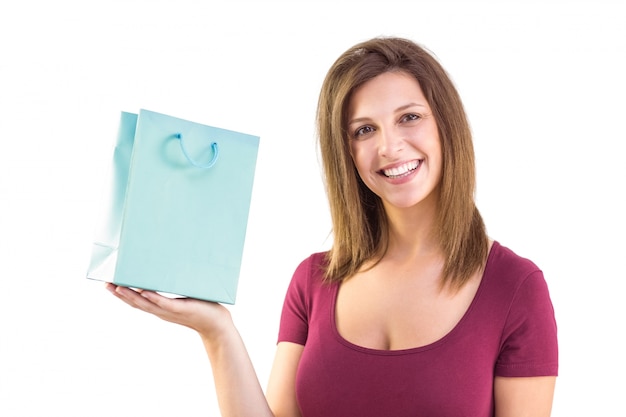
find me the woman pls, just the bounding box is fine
[107,37,558,416]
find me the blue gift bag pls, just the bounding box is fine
[87,109,259,304]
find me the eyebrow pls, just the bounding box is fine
[348,102,428,126]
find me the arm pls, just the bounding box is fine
[266,342,304,417]
[494,376,556,417]
[106,284,275,417]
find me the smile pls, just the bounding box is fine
[381,160,421,178]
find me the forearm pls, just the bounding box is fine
[201,316,274,417]
[106,285,273,415]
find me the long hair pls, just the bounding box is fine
[317,37,488,290]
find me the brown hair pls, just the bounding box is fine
[317,36,488,290]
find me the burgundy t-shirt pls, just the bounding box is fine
[277,241,558,417]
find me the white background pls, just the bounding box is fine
[1,0,624,415]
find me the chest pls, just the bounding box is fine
[335,264,482,351]
[297,279,497,417]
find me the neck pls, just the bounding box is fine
[383,198,441,260]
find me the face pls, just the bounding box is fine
[347,71,442,212]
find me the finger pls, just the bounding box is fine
[104,282,118,293]
[108,285,161,313]
[139,290,190,315]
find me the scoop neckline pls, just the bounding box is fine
[329,241,499,356]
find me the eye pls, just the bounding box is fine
[400,113,421,123]
[353,125,375,139]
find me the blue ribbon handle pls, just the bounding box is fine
[175,133,219,169]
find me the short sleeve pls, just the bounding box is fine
[277,255,313,346]
[495,270,559,377]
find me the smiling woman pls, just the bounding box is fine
[107,37,558,417]
[273,37,558,416]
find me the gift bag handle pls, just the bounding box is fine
[175,133,219,169]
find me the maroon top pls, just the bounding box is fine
[278,241,558,416]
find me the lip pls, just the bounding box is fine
[378,159,422,179]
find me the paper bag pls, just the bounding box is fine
[87,109,259,304]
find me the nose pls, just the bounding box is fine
[377,127,403,158]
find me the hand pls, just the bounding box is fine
[105,283,232,339]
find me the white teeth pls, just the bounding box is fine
[382,161,419,178]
